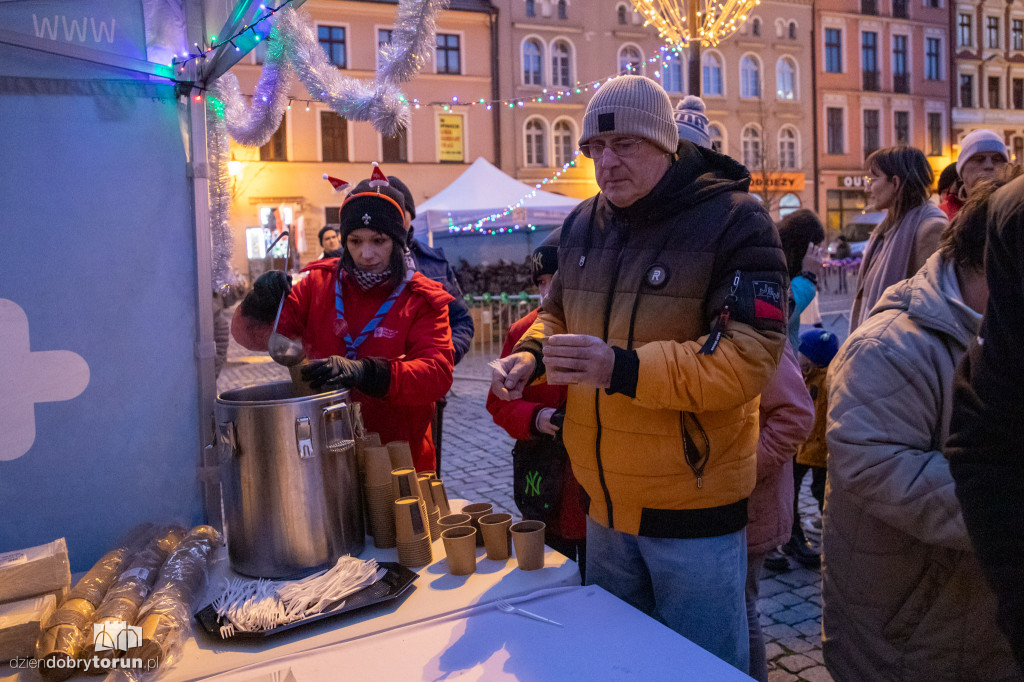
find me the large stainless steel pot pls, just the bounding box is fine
[215,382,364,579]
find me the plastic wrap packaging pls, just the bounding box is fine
[0,594,56,660]
[132,525,220,675]
[80,526,186,661]
[35,526,153,681]
[0,538,71,606]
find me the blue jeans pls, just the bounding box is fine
[585,517,750,673]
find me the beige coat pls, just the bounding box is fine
[822,252,1020,682]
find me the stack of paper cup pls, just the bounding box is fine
[386,441,415,470]
[417,473,441,540]
[362,446,397,548]
[355,433,382,534]
[394,497,433,568]
[429,479,451,517]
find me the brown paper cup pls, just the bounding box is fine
[511,520,546,571]
[417,474,437,514]
[363,446,394,487]
[395,496,429,543]
[391,467,420,501]
[438,513,473,534]
[441,526,477,575]
[430,480,451,516]
[462,503,493,546]
[479,513,513,560]
[386,441,415,470]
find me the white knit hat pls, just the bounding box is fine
[579,75,678,153]
[673,95,711,148]
[957,129,1008,175]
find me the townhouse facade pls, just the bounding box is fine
[951,0,1024,162]
[813,0,952,234]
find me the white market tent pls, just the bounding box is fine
[412,157,581,237]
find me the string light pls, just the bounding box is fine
[630,0,761,48]
[171,1,293,74]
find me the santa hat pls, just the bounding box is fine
[322,174,350,192]
[368,162,389,189]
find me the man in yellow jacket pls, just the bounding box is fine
[491,76,788,673]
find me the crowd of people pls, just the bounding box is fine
[230,75,1024,680]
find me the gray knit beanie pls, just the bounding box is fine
[674,95,711,148]
[579,75,678,153]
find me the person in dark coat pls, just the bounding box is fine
[947,169,1024,669]
[349,176,474,476]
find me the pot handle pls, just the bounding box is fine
[216,421,237,459]
[322,402,354,454]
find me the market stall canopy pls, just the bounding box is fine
[412,157,581,235]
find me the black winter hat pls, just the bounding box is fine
[339,184,407,246]
[531,228,560,284]
[387,176,416,219]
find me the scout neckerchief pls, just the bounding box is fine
[334,274,406,359]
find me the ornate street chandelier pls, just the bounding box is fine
[631,0,761,48]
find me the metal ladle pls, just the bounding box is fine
[267,294,305,367]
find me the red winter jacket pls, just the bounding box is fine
[486,309,586,540]
[278,259,454,471]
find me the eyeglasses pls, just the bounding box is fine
[579,138,647,159]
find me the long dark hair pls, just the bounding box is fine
[340,236,407,291]
[866,146,933,236]
[777,209,826,279]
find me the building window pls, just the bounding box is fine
[789,22,797,39]
[894,111,910,145]
[382,128,408,163]
[862,0,877,15]
[619,45,643,74]
[709,124,724,153]
[551,40,572,87]
[662,52,684,93]
[742,126,761,167]
[318,25,346,68]
[1014,136,1024,163]
[320,112,347,162]
[526,0,535,17]
[702,52,724,95]
[779,127,798,169]
[523,39,543,85]
[377,29,392,68]
[617,4,627,24]
[777,58,796,100]
[827,107,844,154]
[1013,78,1024,109]
[893,0,908,19]
[863,109,879,158]
[553,120,574,167]
[987,16,1000,49]
[740,56,761,98]
[958,14,972,48]
[436,34,461,74]
[862,32,878,90]
[989,76,1001,108]
[927,112,942,156]
[752,18,761,36]
[558,0,567,20]
[960,74,974,107]
[893,35,909,93]
[925,38,941,80]
[779,193,801,218]
[325,206,341,226]
[927,0,940,7]
[1014,19,1024,51]
[825,29,842,73]
[525,118,547,167]
[260,121,287,161]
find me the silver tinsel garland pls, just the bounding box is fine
[206,101,234,292]
[377,0,449,85]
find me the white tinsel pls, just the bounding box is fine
[377,0,450,85]
[206,102,234,292]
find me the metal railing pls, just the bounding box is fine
[463,293,541,358]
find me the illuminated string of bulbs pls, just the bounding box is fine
[446,152,581,235]
[631,0,762,48]
[171,1,293,76]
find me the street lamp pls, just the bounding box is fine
[632,0,761,95]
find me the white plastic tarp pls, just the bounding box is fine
[412,157,581,235]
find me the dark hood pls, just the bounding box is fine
[604,140,752,224]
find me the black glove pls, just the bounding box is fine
[551,409,565,444]
[301,356,391,397]
[239,271,291,324]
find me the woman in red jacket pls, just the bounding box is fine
[232,169,454,472]
[486,236,586,574]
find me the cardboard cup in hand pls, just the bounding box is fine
[511,520,546,571]
[441,526,477,576]
[461,503,493,546]
[479,513,513,560]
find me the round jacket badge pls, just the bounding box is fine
[645,264,669,288]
